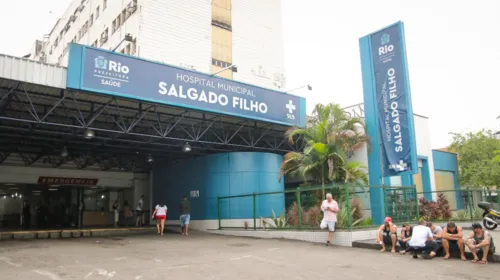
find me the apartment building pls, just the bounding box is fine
[28,0,286,89]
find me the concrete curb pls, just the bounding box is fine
[0,227,155,241]
[352,240,500,263]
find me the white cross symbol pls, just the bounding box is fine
[286,100,296,114]
[389,160,408,171]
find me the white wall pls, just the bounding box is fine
[133,172,150,211]
[138,0,212,72]
[232,0,286,90]
[344,104,437,196]
[413,115,437,197]
[31,0,287,92]
[38,0,140,66]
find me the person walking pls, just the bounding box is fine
[320,193,339,246]
[112,200,120,227]
[123,200,133,226]
[180,196,191,235]
[152,203,167,236]
[136,195,144,226]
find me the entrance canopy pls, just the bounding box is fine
[0,51,306,172]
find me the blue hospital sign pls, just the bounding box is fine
[362,22,418,177]
[66,44,306,127]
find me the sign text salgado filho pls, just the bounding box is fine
[67,44,306,127]
[370,24,415,176]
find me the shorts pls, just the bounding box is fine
[320,219,336,232]
[448,240,459,250]
[180,214,190,227]
[383,235,393,246]
[156,215,166,221]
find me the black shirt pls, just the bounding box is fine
[180,200,191,215]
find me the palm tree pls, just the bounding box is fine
[280,103,370,195]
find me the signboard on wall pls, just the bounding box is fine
[362,22,418,177]
[66,44,306,127]
[38,176,99,185]
[189,190,200,199]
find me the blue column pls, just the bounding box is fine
[401,174,411,186]
[453,171,463,209]
[359,35,384,224]
[419,157,433,201]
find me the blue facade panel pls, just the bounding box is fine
[432,150,461,208]
[152,152,284,221]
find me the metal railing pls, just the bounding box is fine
[216,185,497,230]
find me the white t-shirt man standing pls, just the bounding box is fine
[320,193,339,246]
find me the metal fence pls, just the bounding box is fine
[216,185,497,230]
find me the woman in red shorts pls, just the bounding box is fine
[152,204,168,236]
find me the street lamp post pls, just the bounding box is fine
[210,64,238,76]
[285,84,312,93]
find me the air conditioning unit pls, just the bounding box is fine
[127,5,137,13]
[39,55,47,63]
[65,23,71,31]
[36,42,43,53]
[69,15,77,22]
[76,5,84,12]
[100,33,108,43]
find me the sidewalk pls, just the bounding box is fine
[0,226,155,240]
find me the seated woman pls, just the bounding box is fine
[399,223,413,253]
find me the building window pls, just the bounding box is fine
[100,28,109,46]
[126,0,138,18]
[130,38,137,55]
[112,19,117,33]
[103,0,107,11]
[96,6,100,19]
[79,21,89,40]
[212,58,231,69]
[90,14,94,26]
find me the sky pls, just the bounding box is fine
[0,0,499,149]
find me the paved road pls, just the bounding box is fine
[0,231,498,280]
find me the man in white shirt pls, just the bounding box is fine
[403,220,439,259]
[136,195,144,226]
[320,193,339,246]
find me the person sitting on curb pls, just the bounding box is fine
[402,219,440,259]
[426,222,443,253]
[465,223,496,264]
[398,223,413,253]
[376,217,397,253]
[442,221,466,261]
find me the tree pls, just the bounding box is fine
[280,103,370,194]
[449,130,500,188]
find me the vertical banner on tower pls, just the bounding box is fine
[365,22,418,177]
